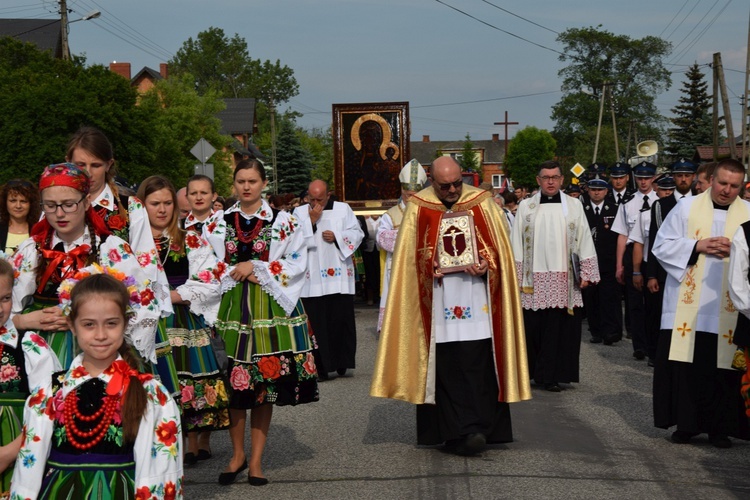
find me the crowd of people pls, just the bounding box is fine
[1,125,750,498]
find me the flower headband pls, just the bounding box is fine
[39,163,91,195]
[57,263,137,318]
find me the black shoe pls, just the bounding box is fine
[633,349,646,360]
[455,433,486,456]
[671,430,695,444]
[337,368,347,376]
[709,434,732,448]
[184,452,197,466]
[544,383,562,392]
[218,460,248,485]
[248,476,270,486]
[590,337,603,344]
[317,371,329,382]
[603,335,618,345]
[197,449,212,461]
[647,358,655,367]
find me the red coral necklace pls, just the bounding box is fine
[64,389,117,450]
[234,213,265,244]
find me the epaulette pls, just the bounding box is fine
[621,192,636,205]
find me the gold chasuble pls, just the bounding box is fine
[370,184,531,404]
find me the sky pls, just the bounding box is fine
[6,1,750,149]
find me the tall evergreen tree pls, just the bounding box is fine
[665,63,714,160]
[459,133,480,175]
[275,118,313,195]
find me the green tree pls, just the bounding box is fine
[571,124,619,169]
[138,74,233,195]
[665,63,714,161]
[458,134,480,175]
[274,118,313,195]
[302,126,335,189]
[551,26,672,159]
[0,38,154,183]
[504,126,557,188]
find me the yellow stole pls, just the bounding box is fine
[670,189,749,368]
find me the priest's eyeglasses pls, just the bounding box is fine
[538,175,563,182]
[436,179,463,191]
[41,197,86,214]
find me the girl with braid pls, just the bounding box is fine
[10,164,162,370]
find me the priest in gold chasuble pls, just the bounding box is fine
[370,157,530,455]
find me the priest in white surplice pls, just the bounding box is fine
[511,160,600,392]
[294,180,364,380]
[375,159,427,332]
[652,158,750,448]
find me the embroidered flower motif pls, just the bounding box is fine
[29,333,47,347]
[100,198,110,207]
[185,233,201,249]
[135,486,152,500]
[137,253,152,268]
[226,240,238,255]
[303,352,316,375]
[453,306,463,319]
[252,240,267,254]
[268,261,283,275]
[164,481,177,500]
[230,365,251,391]
[258,356,282,379]
[207,220,217,233]
[204,385,217,406]
[27,388,45,408]
[108,214,127,231]
[327,268,335,276]
[140,288,155,306]
[156,420,178,446]
[197,270,213,283]
[212,261,227,279]
[108,248,122,263]
[71,365,87,378]
[181,384,194,403]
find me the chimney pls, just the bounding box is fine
[159,63,168,79]
[422,135,430,142]
[110,62,131,80]
[492,133,500,142]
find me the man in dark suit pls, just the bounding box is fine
[644,159,696,365]
[582,174,622,345]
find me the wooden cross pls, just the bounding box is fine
[494,111,519,165]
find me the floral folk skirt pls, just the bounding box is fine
[163,304,230,431]
[0,400,24,495]
[215,281,319,410]
[38,450,137,499]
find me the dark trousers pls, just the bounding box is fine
[643,282,663,360]
[583,267,623,342]
[362,249,380,295]
[303,294,357,375]
[623,245,646,353]
[416,338,512,445]
[523,307,580,384]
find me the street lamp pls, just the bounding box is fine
[61,8,101,60]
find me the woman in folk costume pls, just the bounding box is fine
[0,258,60,497]
[376,159,427,331]
[11,163,162,369]
[213,159,318,486]
[137,175,230,465]
[65,127,172,321]
[11,273,183,499]
[183,174,225,259]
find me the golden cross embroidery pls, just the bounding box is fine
[723,329,734,344]
[677,322,692,337]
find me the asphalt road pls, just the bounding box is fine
[184,304,750,499]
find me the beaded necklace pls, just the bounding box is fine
[154,235,172,267]
[63,389,117,450]
[234,212,265,244]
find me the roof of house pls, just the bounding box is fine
[693,145,733,161]
[0,18,62,58]
[131,66,163,85]
[410,138,506,166]
[217,98,256,135]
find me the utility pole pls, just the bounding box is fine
[268,98,278,195]
[493,111,518,168]
[714,52,737,159]
[593,82,608,164]
[609,86,620,160]
[742,10,750,167]
[713,56,720,162]
[59,0,70,60]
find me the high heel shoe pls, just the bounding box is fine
[218,459,247,485]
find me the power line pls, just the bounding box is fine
[659,0,691,39]
[665,0,702,41]
[412,90,560,109]
[479,1,559,35]
[433,0,563,56]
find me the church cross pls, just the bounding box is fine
[494,111,519,162]
[677,322,692,337]
[723,329,734,344]
[445,228,462,257]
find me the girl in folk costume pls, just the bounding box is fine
[11,163,162,369]
[10,273,183,499]
[137,176,229,465]
[65,127,171,319]
[214,159,318,486]
[0,258,60,497]
[183,174,225,259]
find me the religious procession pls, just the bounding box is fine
[1,120,750,500]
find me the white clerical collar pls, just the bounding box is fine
[91,183,116,212]
[225,199,273,221]
[52,226,92,252]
